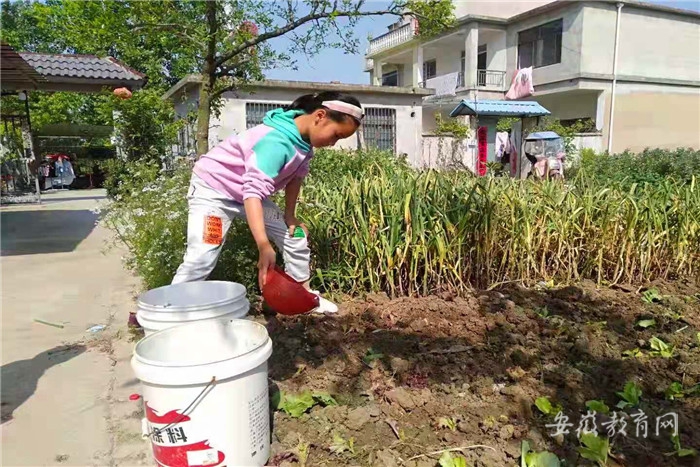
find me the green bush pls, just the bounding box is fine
[576,148,700,188]
[104,149,700,295]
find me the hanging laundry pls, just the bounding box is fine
[495,132,510,162]
[505,67,534,100]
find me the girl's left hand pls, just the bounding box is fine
[285,215,308,237]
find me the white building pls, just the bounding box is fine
[366,0,700,154]
[163,76,431,165]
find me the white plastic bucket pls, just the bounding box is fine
[132,318,273,467]
[137,281,249,336]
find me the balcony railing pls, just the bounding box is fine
[367,19,417,56]
[477,70,506,90]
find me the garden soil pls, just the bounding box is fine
[257,279,700,467]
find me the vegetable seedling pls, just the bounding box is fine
[635,318,656,329]
[649,336,675,358]
[521,440,561,467]
[641,288,662,304]
[274,390,338,418]
[665,434,697,458]
[329,433,355,456]
[585,400,610,415]
[438,417,457,431]
[535,396,563,417]
[362,348,384,367]
[439,451,468,467]
[616,381,642,409]
[578,433,610,466]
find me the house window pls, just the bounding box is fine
[245,102,288,128]
[363,107,396,153]
[382,70,399,86]
[423,59,437,80]
[517,19,563,68]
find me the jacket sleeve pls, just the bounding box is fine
[295,154,313,179]
[242,132,295,201]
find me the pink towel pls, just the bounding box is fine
[505,67,534,100]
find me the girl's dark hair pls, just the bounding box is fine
[285,91,362,124]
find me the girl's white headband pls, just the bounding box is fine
[321,100,364,121]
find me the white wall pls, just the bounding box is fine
[181,86,424,163]
[453,0,555,20]
[421,135,477,172]
[581,4,700,81]
[505,3,584,86]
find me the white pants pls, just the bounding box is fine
[172,174,311,284]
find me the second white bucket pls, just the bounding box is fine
[132,318,273,467]
[137,281,249,335]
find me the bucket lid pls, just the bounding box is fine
[132,319,272,386]
[138,281,247,312]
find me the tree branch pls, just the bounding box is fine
[214,6,402,68]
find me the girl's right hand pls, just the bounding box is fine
[257,242,277,290]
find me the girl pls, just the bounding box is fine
[172,91,364,313]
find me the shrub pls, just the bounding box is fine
[576,148,700,188]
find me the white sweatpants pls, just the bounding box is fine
[172,174,311,284]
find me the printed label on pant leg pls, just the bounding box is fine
[203,215,223,245]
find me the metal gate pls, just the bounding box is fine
[363,107,396,153]
[245,102,288,129]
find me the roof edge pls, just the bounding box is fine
[162,74,434,100]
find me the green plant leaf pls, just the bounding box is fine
[665,382,685,401]
[521,440,531,467]
[649,336,675,358]
[535,396,553,415]
[279,391,316,418]
[678,448,697,457]
[578,433,609,465]
[585,400,610,415]
[636,319,656,328]
[525,450,562,467]
[438,417,457,431]
[271,389,282,409]
[622,348,643,359]
[641,288,662,303]
[616,381,642,408]
[313,392,338,406]
[439,452,467,467]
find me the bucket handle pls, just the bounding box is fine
[143,376,217,440]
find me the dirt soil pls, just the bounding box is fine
[257,279,700,467]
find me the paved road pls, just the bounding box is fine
[1,190,148,466]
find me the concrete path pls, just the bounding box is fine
[1,190,149,466]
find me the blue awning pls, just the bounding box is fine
[449,100,551,118]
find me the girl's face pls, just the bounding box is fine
[308,109,359,148]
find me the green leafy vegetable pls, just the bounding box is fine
[578,433,609,466]
[521,440,562,467]
[585,400,610,415]
[641,288,662,303]
[667,434,697,458]
[635,319,656,328]
[649,336,675,358]
[276,390,338,418]
[535,396,562,416]
[622,348,643,359]
[439,451,467,467]
[616,381,642,409]
[329,433,355,455]
[438,417,457,431]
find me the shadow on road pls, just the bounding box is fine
[1,344,87,423]
[1,209,98,256]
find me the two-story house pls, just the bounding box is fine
[365,0,700,154]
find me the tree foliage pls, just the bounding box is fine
[1,0,455,156]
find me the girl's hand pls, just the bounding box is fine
[257,242,277,290]
[284,214,308,238]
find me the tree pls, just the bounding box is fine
[1,0,455,156]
